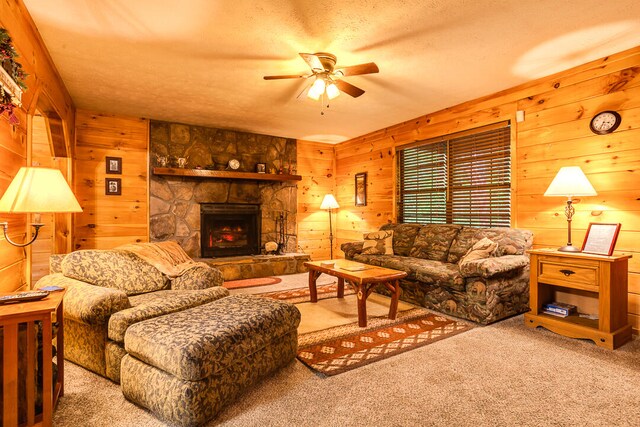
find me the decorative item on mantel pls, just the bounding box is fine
[0,28,28,125]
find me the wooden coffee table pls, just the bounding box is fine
[304,259,407,327]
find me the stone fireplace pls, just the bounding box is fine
[148,120,298,258]
[200,203,261,257]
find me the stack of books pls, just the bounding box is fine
[542,302,577,318]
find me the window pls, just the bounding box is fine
[396,122,511,227]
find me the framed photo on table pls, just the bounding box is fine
[581,223,621,256]
[355,172,367,206]
[106,156,122,174]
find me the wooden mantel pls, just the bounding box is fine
[152,167,302,182]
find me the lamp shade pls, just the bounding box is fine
[544,166,597,197]
[320,194,339,210]
[0,167,83,213]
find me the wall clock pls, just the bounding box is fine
[228,159,240,170]
[589,110,621,135]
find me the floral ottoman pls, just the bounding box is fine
[120,295,301,426]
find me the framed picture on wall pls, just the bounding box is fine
[105,178,122,196]
[106,156,122,174]
[581,223,621,256]
[355,172,367,206]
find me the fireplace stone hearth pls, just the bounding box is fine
[148,120,298,258]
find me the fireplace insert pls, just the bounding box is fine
[200,203,261,257]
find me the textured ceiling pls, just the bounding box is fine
[24,0,640,143]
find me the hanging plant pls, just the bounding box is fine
[0,28,28,124]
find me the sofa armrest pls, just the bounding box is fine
[341,241,365,259]
[171,263,224,290]
[35,273,131,325]
[459,255,530,279]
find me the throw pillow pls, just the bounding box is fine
[458,237,498,266]
[361,230,394,255]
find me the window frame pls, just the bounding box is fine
[395,121,512,227]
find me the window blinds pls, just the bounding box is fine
[397,123,511,227]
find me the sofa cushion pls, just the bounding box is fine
[124,295,301,381]
[361,230,394,255]
[171,264,224,290]
[447,227,533,264]
[61,250,169,295]
[381,223,422,256]
[353,254,414,277]
[459,237,498,265]
[108,287,230,343]
[408,258,465,291]
[353,254,463,290]
[409,224,463,261]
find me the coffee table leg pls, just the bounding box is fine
[357,283,367,327]
[388,280,400,320]
[337,277,344,298]
[309,270,320,303]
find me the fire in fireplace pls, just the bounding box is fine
[200,203,261,257]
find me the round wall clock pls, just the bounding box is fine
[228,159,240,170]
[589,110,621,135]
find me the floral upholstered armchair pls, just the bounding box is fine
[35,241,228,383]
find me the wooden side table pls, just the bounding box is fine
[524,249,632,349]
[1,290,65,426]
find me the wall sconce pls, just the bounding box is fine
[0,167,82,247]
[544,166,597,252]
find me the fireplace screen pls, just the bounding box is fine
[200,204,261,257]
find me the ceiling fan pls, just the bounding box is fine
[263,52,379,100]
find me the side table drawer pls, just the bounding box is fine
[538,259,599,291]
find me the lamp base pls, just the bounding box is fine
[557,245,581,253]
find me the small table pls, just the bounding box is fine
[304,259,407,327]
[0,290,65,426]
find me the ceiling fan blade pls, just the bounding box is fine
[335,62,379,77]
[299,53,324,72]
[335,80,365,98]
[263,74,309,80]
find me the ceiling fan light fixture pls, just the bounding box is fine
[308,77,326,100]
[326,82,340,99]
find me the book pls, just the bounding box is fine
[542,302,577,317]
[340,265,372,272]
[542,309,569,318]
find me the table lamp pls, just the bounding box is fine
[544,166,597,252]
[320,194,339,259]
[0,167,83,247]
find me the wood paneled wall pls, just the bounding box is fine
[296,140,336,260]
[73,111,149,250]
[0,0,74,292]
[334,45,640,331]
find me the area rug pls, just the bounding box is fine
[223,276,282,289]
[259,282,353,303]
[296,308,472,377]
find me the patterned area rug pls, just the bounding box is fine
[223,276,282,289]
[259,282,353,303]
[296,308,472,377]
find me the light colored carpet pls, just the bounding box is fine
[53,274,640,426]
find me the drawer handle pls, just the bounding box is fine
[559,269,575,276]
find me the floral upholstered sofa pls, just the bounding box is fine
[35,241,229,383]
[341,223,533,324]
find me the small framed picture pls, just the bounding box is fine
[256,163,266,173]
[105,178,122,196]
[355,172,367,206]
[581,223,621,256]
[106,156,122,174]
